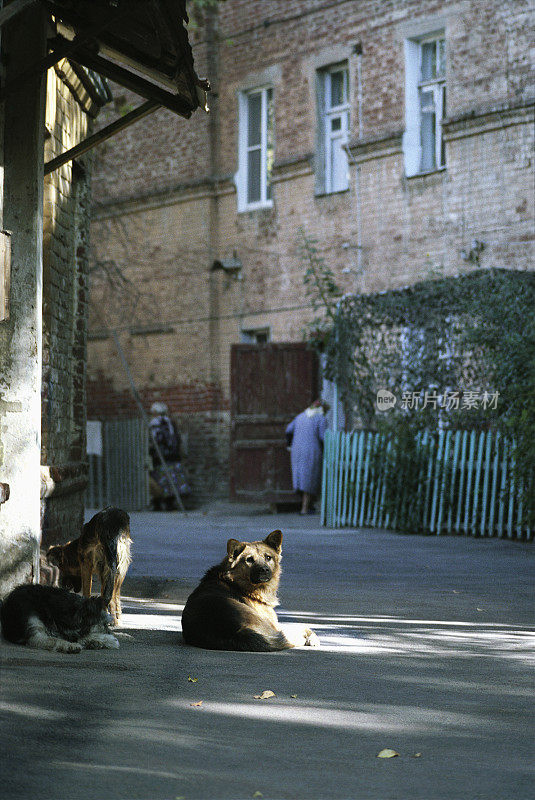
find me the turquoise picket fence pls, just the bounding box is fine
[321,429,532,539]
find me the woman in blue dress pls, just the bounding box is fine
[286,399,329,514]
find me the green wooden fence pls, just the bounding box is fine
[321,429,532,539]
[87,419,149,511]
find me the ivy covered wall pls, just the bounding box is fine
[324,269,535,519]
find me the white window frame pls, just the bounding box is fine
[317,64,350,194]
[240,327,271,344]
[237,86,273,212]
[403,33,446,176]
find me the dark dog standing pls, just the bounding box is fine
[181,530,319,651]
[47,506,131,625]
[0,584,119,653]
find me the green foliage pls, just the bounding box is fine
[118,102,135,117]
[461,271,535,521]
[299,229,342,349]
[189,0,222,11]
[324,269,535,523]
[373,425,436,533]
[187,0,224,30]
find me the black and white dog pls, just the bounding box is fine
[1,584,119,653]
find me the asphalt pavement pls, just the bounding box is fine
[1,501,534,800]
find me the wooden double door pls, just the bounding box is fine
[230,343,319,504]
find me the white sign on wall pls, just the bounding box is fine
[86,420,103,456]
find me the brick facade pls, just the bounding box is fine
[41,66,99,546]
[87,0,534,502]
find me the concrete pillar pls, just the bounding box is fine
[0,6,47,595]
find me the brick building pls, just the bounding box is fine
[87,0,534,503]
[0,0,205,595]
[40,63,113,549]
[0,6,108,594]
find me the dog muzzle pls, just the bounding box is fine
[250,566,272,584]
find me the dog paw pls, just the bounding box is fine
[84,634,120,650]
[282,625,320,648]
[303,628,320,647]
[60,641,83,654]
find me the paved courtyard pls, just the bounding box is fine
[1,502,534,799]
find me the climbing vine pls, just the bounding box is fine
[301,263,535,522]
[299,229,343,346]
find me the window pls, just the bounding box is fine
[404,34,446,176]
[317,65,349,193]
[240,327,270,344]
[238,87,273,211]
[418,38,446,171]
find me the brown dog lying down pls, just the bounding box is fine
[47,507,131,626]
[181,529,319,651]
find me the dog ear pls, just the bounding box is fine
[263,530,282,553]
[227,539,246,560]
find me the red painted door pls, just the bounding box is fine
[230,343,319,503]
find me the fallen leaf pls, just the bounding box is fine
[377,748,400,759]
[254,690,275,700]
[290,694,298,699]
[187,676,198,683]
[412,753,422,758]
[190,701,203,707]
[252,793,263,798]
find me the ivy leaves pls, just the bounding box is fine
[299,229,343,348]
[310,265,534,522]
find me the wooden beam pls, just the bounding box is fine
[44,99,160,175]
[0,39,76,101]
[72,46,194,117]
[0,8,128,101]
[0,0,38,29]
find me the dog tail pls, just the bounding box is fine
[182,622,293,652]
[100,508,130,606]
[184,629,293,652]
[231,628,293,652]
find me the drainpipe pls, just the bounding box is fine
[333,44,364,433]
[343,42,364,284]
[332,297,343,432]
[355,42,363,279]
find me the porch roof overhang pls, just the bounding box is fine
[0,0,211,173]
[44,0,208,118]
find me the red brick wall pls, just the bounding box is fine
[42,69,95,545]
[87,374,228,419]
[87,0,535,502]
[86,373,230,503]
[91,36,211,203]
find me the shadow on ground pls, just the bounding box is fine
[2,596,534,800]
